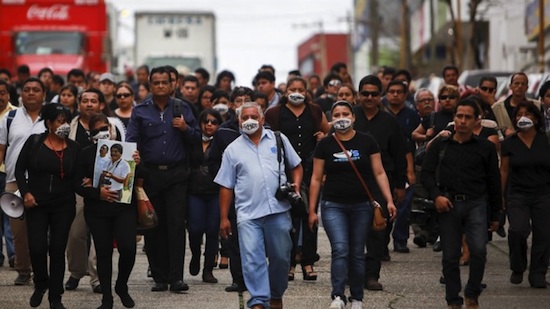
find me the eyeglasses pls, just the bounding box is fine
[90,126,109,136]
[328,80,342,87]
[359,91,380,97]
[479,86,495,93]
[202,119,219,125]
[116,93,132,99]
[439,95,458,101]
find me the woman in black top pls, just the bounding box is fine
[113,84,134,129]
[500,101,550,288]
[15,103,80,309]
[308,101,396,308]
[74,113,140,309]
[187,109,223,283]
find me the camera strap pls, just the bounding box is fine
[274,131,285,187]
[332,133,375,203]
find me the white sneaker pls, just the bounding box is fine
[350,299,363,309]
[329,296,345,309]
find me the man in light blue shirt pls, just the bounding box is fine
[215,102,302,309]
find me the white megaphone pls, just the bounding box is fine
[0,190,24,219]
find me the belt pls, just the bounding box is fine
[145,162,184,171]
[449,194,467,202]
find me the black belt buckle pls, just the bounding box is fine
[454,194,467,202]
[158,165,168,170]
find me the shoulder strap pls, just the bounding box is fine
[331,133,375,202]
[429,111,436,128]
[6,109,16,138]
[435,141,448,187]
[274,131,286,186]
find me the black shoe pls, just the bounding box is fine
[64,276,80,290]
[413,235,427,248]
[169,280,189,292]
[510,271,523,284]
[147,265,152,278]
[30,288,47,307]
[50,302,66,309]
[8,256,15,268]
[202,271,218,283]
[225,282,246,292]
[365,278,383,290]
[93,285,102,294]
[439,276,445,284]
[393,242,410,253]
[14,274,31,285]
[151,283,168,292]
[117,292,135,308]
[0,257,4,267]
[496,226,507,237]
[189,255,200,276]
[97,298,113,309]
[432,239,442,252]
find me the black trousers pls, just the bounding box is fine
[86,207,136,301]
[507,191,550,279]
[228,205,244,286]
[144,164,189,284]
[26,202,75,303]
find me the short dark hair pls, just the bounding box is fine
[67,69,85,81]
[22,77,45,92]
[183,75,199,85]
[0,79,9,90]
[211,89,230,104]
[111,143,123,154]
[137,65,150,74]
[381,66,395,76]
[455,98,481,118]
[149,66,173,82]
[59,84,78,98]
[512,100,544,132]
[194,67,210,81]
[393,69,412,83]
[510,72,528,84]
[478,76,497,87]
[538,80,550,100]
[80,88,106,105]
[442,65,459,77]
[331,62,347,74]
[322,73,342,88]
[255,71,275,83]
[0,68,12,79]
[386,80,408,94]
[38,67,54,78]
[288,70,301,77]
[259,64,275,75]
[231,86,253,102]
[41,103,70,129]
[252,91,268,101]
[17,65,30,75]
[52,74,65,87]
[358,75,382,92]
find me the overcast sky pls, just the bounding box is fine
[110,0,353,85]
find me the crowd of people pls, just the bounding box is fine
[0,61,548,309]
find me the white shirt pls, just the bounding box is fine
[0,106,46,182]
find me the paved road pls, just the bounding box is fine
[0,229,549,308]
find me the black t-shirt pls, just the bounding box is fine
[314,131,380,203]
[501,132,550,194]
[314,96,335,113]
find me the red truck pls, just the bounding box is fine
[0,0,111,76]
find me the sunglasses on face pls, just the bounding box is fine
[328,80,342,87]
[90,126,109,136]
[479,86,495,93]
[116,93,132,99]
[439,95,458,101]
[202,119,219,125]
[359,91,380,98]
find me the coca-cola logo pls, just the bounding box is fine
[27,5,70,21]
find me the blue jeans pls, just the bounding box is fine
[238,211,292,309]
[187,194,220,261]
[392,185,414,243]
[439,198,488,306]
[321,200,371,302]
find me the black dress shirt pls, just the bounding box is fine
[421,134,502,221]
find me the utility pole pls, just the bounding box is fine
[456,0,463,71]
[370,0,379,69]
[429,0,437,74]
[345,11,354,78]
[400,0,411,70]
[538,0,546,73]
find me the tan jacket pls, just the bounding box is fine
[491,96,540,133]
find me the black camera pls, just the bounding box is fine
[275,182,303,206]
